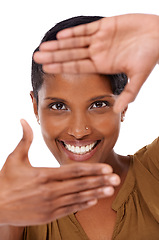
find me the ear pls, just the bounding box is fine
[30,91,39,123]
[121,106,128,122]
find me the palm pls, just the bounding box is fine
[88,16,157,75]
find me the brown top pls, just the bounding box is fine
[24,138,159,240]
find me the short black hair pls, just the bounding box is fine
[31,16,128,103]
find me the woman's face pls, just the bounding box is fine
[32,74,122,165]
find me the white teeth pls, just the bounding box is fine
[76,146,80,154]
[71,145,75,152]
[86,145,89,152]
[64,142,97,154]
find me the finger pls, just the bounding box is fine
[57,174,120,197]
[12,119,33,159]
[53,186,114,211]
[49,199,98,222]
[34,48,90,65]
[40,173,120,200]
[113,74,147,113]
[35,163,113,183]
[57,19,101,39]
[53,163,113,179]
[40,36,91,51]
[42,59,96,74]
[25,199,98,225]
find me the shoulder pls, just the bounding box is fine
[132,137,159,222]
[134,137,159,179]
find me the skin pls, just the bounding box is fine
[30,73,130,239]
[34,14,159,113]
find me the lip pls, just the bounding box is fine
[59,140,100,162]
[61,140,97,147]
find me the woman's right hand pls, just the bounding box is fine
[0,119,120,226]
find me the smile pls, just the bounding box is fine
[64,142,97,155]
[59,140,100,162]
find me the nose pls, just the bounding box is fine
[67,113,91,139]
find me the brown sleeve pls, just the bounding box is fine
[133,137,159,222]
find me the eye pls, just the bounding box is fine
[49,102,67,110]
[90,101,110,109]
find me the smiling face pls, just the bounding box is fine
[31,73,122,165]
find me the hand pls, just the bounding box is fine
[0,119,120,226]
[34,14,159,112]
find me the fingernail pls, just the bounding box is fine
[103,187,114,195]
[87,199,97,206]
[110,176,120,185]
[101,166,112,174]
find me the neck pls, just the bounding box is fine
[105,150,130,179]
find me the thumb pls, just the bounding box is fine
[113,74,146,113]
[12,119,33,160]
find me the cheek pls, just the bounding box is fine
[39,112,71,160]
[92,112,121,137]
[39,114,64,150]
[40,119,60,140]
[39,110,67,137]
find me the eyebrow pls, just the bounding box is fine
[44,97,67,102]
[44,95,116,102]
[89,94,116,102]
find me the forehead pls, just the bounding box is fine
[39,73,113,99]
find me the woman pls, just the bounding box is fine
[26,15,159,239]
[0,14,159,239]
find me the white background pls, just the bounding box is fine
[0,0,159,169]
